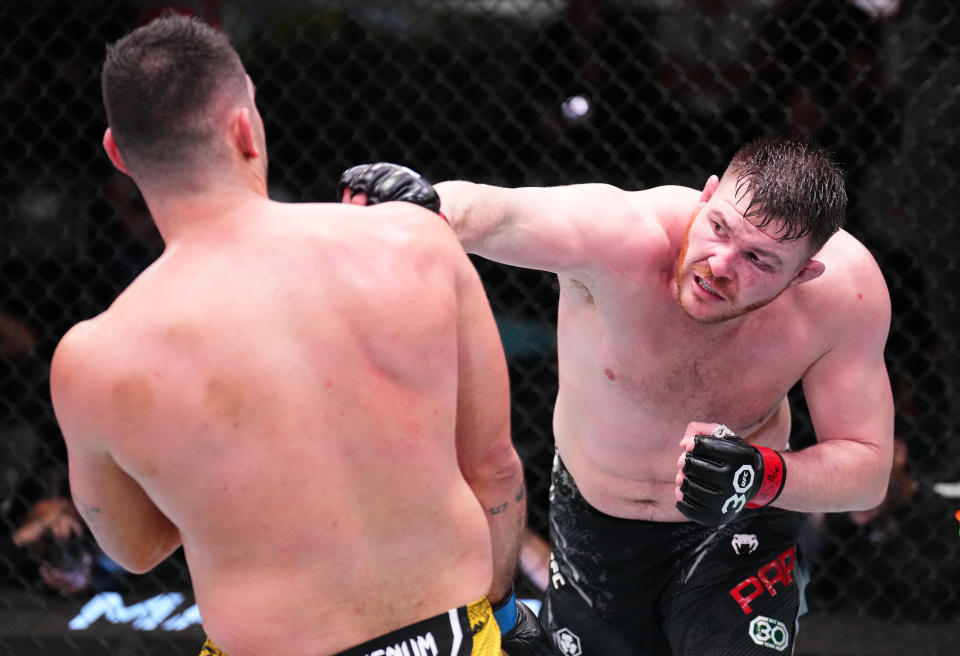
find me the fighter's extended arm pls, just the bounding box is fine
[339,161,680,275]
[436,179,632,273]
[50,325,181,573]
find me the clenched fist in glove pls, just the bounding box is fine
[338,162,443,216]
[675,423,786,526]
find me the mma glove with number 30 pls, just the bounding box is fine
[338,162,443,216]
[676,425,787,526]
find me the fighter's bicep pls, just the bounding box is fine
[801,339,894,453]
[472,183,642,274]
[51,326,180,571]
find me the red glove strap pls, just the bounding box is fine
[438,210,449,223]
[745,446,786,508]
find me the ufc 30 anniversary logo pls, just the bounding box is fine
[722,464,755,515]
[748,615,789,651]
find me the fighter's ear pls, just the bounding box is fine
[699,175,719,204]
[230,107,259,160]
[103,128,131,176]
[788,259,825,288]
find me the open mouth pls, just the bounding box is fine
[695,275,724,300]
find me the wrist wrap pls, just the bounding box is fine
[745,446,786,508]
[492,588,518,634]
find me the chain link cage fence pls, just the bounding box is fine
[1,1,958,654]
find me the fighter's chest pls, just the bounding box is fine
[558,280,806,428]
[613,333,785,417]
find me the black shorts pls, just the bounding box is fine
[541,453,807,656]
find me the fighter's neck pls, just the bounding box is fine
[141,181,270,243]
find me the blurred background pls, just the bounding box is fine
[1,1,958,654]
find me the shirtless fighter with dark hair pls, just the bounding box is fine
[52,14,552,656]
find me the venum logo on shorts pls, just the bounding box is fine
[731,533,759,555]
[748,615,790,651]
[729,546,796,614]
[361,632,438,656]
[554,628,583,656]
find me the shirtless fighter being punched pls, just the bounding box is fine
[51,14,552,656]
[339,138,894,655]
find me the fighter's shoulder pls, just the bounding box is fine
[818,230,888,293]
[559,180,679,211]
[367,199,454,234]
[58,302,142,363]
[302,200,454,244]
[50,314,124,420]
[603,184,699,255]
[807,230,891,334]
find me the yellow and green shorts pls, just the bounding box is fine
[200,596,500,655]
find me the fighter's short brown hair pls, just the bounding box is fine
[727,135,847,255]
[102,12,249,178]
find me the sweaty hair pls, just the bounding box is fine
[101,12,249,178]
[726,135,846,255]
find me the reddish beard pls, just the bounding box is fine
[674,215,732,310]
[674,213,695,297]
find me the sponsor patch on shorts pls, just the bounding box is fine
[728,546,796,614]
[554,627,582,656]
[748,615,789,651]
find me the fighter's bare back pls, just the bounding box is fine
[53,201,495,655]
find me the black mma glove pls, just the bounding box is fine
[676,424,787,526]
[338,162,443,216]
[493,588,556,656]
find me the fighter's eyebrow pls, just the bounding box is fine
[713,212,783,265]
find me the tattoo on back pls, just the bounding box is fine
[515,484,525,502]
[490,502,508,516]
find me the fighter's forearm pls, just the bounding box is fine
[468,460,527,604]
[72,491,181,574]
[435,181,509,256]
[775,439,891,513]
[486,484,526,605]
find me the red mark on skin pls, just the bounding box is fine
[604,368,616,381]
[324,380,333,388]
[857,294,863,300]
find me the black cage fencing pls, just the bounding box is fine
[1,1,959,654]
